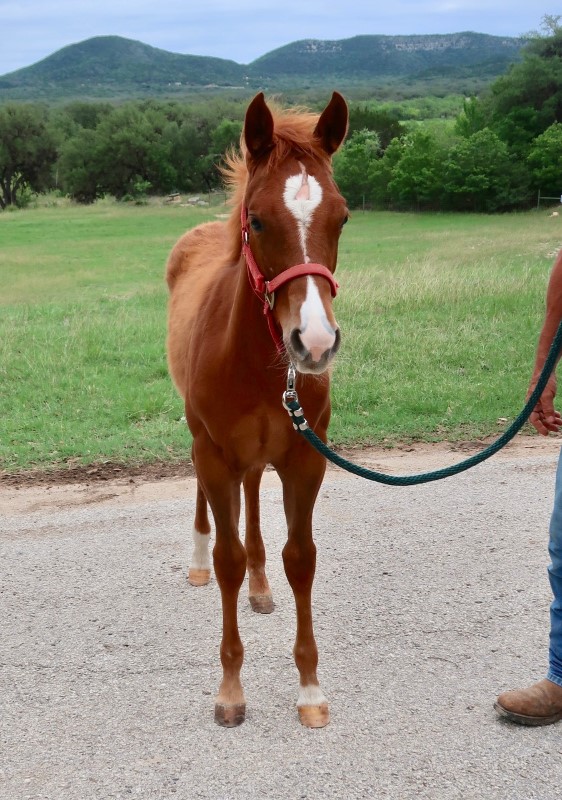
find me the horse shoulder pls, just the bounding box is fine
[165,220,228,290]
[166,220,234,400]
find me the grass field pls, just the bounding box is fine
[1,198,561,474]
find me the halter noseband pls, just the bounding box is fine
[241,206,339,353]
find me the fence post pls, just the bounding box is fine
[537,190,562,210]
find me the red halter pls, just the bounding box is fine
[240,206,339,353]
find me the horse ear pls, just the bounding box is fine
[244,92,275,161]
[313,91,349,155]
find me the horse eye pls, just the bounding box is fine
[341,215,349,228]
[250,217,263,232]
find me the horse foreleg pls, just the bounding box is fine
[188,482,212,586]
[243,466,274,614]
[193,435,247,727]
[279,449,329,728]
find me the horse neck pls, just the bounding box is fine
[225,252,281,371]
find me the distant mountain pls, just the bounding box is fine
[252,33,523,80]
[0,36,247,100]
[0,32,525,102]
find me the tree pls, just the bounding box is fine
[370,135,404,208]
[200,118,244,191]
[385,130,445,210]
[0,103,57,209]
[62,101,114,130]
[333,129,381,208]
[95,104,178,198]
[58,103,179,201]
[482,17,562,158]
[168,112,222,193]
[528,122,562,196]
[211,119,243,157]
[347,104,404,151]
[443,129,529,211]
[454,97,487,138]
[56,128,104,203]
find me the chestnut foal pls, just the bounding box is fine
[166,91,348,727]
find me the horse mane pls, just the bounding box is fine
[221,102,334,265]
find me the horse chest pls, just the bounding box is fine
[188,394,293,469]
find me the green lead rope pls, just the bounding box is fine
[283,320,562,486]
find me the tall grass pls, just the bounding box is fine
[1,200,561,472]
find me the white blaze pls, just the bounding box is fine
[283,163,336,363]
[300,277,336,361]
[283,163,323,263]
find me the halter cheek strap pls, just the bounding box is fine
[241,207,339,353]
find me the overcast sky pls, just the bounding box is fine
[0,1,553,76]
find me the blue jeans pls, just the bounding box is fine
[547,448,562,686]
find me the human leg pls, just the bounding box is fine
[494,447,562,725]
[546,447,562,686]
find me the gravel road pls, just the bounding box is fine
[2,437,562,800]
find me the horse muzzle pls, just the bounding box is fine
[287,324,341,374]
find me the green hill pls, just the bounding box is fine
[0,36,247,101]
[253,33,523,75]
[0,32,525,102]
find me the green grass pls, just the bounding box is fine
[331,211,560,442]
[1,199,561,473]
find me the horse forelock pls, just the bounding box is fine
[221,107,333,264]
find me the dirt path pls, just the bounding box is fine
[2,434,560,515]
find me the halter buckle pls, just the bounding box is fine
[264,288,275,310]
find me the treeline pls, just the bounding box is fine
[1,18,560,213]
[0,98,248,208]
[0,93,407,209]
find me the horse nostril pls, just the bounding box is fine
[290,328,307,357]
[333,328,341,354]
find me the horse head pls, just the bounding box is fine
[241,92,349,374]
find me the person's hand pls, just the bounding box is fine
[527,374,562,435]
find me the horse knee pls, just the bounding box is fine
[220,638,244,672]
[282,539,316,590]
[214,537,247,587]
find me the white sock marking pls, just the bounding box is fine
[191,528,211,571]
[297,684,327,707]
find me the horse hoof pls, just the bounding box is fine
[188,568,211,586]
[214,702,246,727]
[298,703,330,728]
[249,594,275,614]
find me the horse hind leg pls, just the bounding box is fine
[243,467,274,614]
[188,482,212,586]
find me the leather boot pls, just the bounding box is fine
[494,678,562,726]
